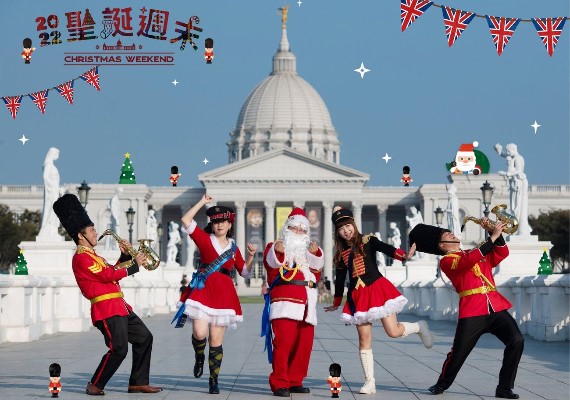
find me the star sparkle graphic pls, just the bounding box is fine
[354,62,371,79]
[203,158,209,165]
[19,135,29,145]
[382,153,391,163]
[297,0,303,6]
[172,79,179,86]
[531,120,541,134]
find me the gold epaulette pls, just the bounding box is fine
[362,234,373,244]
[76,245,94,255]
[442,253,462,270]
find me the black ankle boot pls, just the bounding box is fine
[209,378,219,394]
[194,354,205,378]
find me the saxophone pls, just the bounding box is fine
[461,204,519,234]
[98,229,161,271]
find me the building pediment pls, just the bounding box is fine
[199,148,369,184]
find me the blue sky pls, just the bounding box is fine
[0,0,568,188]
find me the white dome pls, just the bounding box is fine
[228,28,340,164]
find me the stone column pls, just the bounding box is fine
[264,201,276,243]
[352,202,363,231]
[377,204,387,240]
[322,201,334,284]
[234,201,246,290]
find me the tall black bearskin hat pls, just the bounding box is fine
[53,194,94,244]
[409,224,450,256]
[171,165,178,174]
[403,165,410,174]
[331,207,353,227]
[205,37,214,48]
[329,363,341,377]
[206,205,235,223]
[23,38,32,48]
[49,363,61,377]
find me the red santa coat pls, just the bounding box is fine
[263,242,324,326]
[179,220,250,329]
[72,246,132,325]
[440,243,511,319]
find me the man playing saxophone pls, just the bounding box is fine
[53,194,162,395]
[409,218,524,399]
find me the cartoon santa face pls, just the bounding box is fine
[455,152,477,172]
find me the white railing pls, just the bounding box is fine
[528,185,570,193]
[0,273,568,344]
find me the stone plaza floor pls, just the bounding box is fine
[0,303,568,399]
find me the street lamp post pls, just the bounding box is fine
[157,223,163,260]
[434,206,445,278]
[126,206,136,244]
[480,181,494,239]
[76,181,91,209]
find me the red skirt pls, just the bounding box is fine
[181,271,243,329]
[340,277,407,325]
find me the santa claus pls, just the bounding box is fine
[262,208,324,397]
[450,141,482,175]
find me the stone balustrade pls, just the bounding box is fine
[0,271,567,344]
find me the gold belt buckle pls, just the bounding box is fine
[307,281,314,288]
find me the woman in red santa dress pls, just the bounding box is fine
[178,194,256,394]
[324,207,433,395]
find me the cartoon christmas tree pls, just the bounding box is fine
[118,152,137,184]
[15,249,29,275]
[537,249,553,275]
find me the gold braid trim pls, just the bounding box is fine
[362,234,372,244]
[471,264,496,290]
[279,264,298,281]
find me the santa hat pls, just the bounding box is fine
[286,207,309,230]
[457,141,479,154]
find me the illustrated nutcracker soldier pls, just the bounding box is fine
[204,38,214,64]
[22,38,35,64]
[401,165,413,186]
[327,363,342,398]
[48,363,62,398]
[170,165,181,186]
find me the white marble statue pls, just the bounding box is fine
[406,206,424,258]
[494,143,531,236]
[446,184,461,237]
[105,187,123,250]
[387,222,401,249]
[38,147,63,239]
[146,209,158,249]
[166,221,181,265]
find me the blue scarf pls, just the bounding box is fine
[171,242,237,328]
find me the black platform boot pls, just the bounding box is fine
[192,335,207,378]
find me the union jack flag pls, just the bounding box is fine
[55,81,75,105]
[80,66,101,91]
[400,0,433,32]
[531,17,567,57]
[2,96,22,119]
[442,6,475,47]
[485,16,521,56]
[28,90,49,114]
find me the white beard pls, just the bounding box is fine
[282,229,310,266]
[456,158,477,172]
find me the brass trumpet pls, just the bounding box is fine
[98,229,161,271]
[461,204,519,234]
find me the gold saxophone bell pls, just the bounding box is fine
[461,204,519,234]
[98,229,161,271]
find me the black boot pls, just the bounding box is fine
[209,378,219,394]
[495,387,519,399]
[192,335,207,378]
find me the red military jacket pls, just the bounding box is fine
[440,241,511,319]
[72,245,132,325]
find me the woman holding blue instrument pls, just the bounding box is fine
[178,194,256,394]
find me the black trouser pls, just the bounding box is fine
[436,309,524,390]
[91,312,153,389]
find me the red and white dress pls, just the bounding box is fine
[178,220,251,329]
[333,235,408,325]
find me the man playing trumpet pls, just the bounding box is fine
[53,194,162,395]
[409,218,524,399]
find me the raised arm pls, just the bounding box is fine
[181,194,213,229]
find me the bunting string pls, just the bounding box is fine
[2,66,101,119]
[401,1,568,56]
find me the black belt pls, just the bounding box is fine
[274,279,317,288]
[198,268,231,277]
